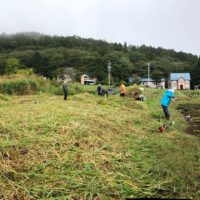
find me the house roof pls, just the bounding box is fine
[81,74,89,77]
[170,73,191,81]
[128,77,165,83]
[140,78,155,82]
[161,78,165,82]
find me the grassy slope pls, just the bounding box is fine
[0,89,199,199]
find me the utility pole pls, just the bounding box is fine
[147,62,150,86]
[107,60,111,88]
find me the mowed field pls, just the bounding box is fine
[0,89,199,199]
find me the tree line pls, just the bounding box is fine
[0,32,199,87]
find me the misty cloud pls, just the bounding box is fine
[0,0,199,55]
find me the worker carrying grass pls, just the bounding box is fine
[119,83,126,97]
[161,89,177,120]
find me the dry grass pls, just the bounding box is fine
[0,90,199,199]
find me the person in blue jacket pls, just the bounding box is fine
[161,89,177,120]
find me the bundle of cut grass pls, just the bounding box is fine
[126,86,144,99]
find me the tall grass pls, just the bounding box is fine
[0,74,100,96]
[50,82,103,96]
[0,73,117,97]
[0,79,39,95]
[0,73,51,95]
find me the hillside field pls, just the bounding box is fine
[0,87,199,199]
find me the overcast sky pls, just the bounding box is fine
[0,0,199,55]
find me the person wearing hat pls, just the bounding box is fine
[161,88,177,120]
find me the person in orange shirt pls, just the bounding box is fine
[119,83,126,97]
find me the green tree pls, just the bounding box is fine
[131,74,141,84]
[31,51,49,76]
[5,58,20,74]
[192,56,200,86]
[151,70,164,84]
[0,32,199,85]
[129,51,146,64]
[124,42,128,53]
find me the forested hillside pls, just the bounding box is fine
[0,32,199,86]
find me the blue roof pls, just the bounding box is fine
[170,73,191,81]
[140,78,154,82]
[161,78,165,82]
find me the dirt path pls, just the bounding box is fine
[178,103,200,137]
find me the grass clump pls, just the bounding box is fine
[0,79,39,95]
[0,94,11,101]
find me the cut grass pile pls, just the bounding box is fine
[0,90,199,199]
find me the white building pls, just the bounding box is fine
[80,74,97,85]
[140,78,165,88]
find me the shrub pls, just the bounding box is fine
[16,80,30,95]
[0,79,39,95]
[49,85,63,95]
[29,80,39,93]
[16,69,34,75]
